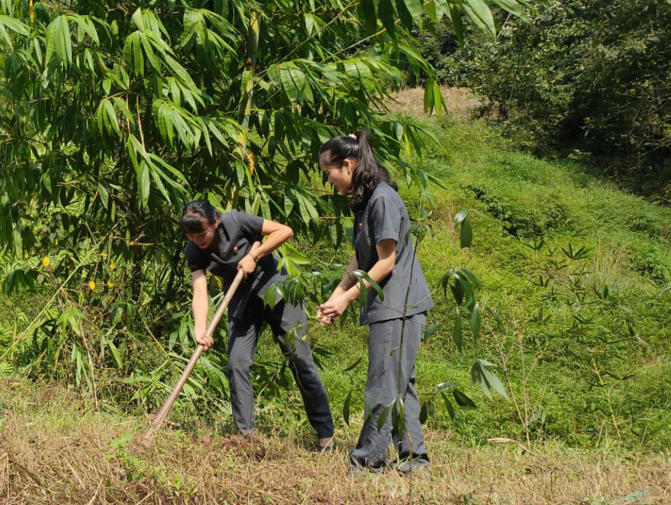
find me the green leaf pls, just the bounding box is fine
[459,268,481,289]
[280,64,300,103]
[402,0,423,21]
[351,269,384,302]
[450,272,464,305]
[447,1,464,47]
[148,161,171,202]
[463,0,496,37]
[46,15,73,65]
[0,15,28,49]
[453,309,463,350]
[97,183,109,210]
[377,403,392,432]
[460,218,473,248]
[263,284,280,309]
[182,9,201,48]
[360,0,377,30]
[131,8,145,32]
[107,340,123,368]
[441,392,456,420]
[343,390,352,426]
[470,303,482,341]
[423,78,435,116]
[165,54,198,90]
[423,322,441,340]
[491,0,527,19]
[472,359,509,400]
[139,161,150,207]
[391,398,405,437]
[378,0,396,36]
[420,401,429,424]
[96,101,105,134]
[433,80,445,119]
[453,388,476,408]
[486,308,507,334]
[103,100,120,136]
[342,357,363,372]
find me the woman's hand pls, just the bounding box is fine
[316,305,334,326]
[237,254,257,278]
[195,331,214,351]
[318,293,354,322]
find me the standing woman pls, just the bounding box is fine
[317,131,434,473]
[181,201,334,449]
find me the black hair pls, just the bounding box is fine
[319,129,397,213]
[180,200,218,234]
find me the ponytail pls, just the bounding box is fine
[319,129,397,212]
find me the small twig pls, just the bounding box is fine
[85,478,105,505]
[66,459,86,489]
[134,490,154,505]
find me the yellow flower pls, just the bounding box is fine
[88,281,96,291]
[29,0,34,22]
[42,257,50,268]
[107,280,114,288]
[110,263,117,270]
[247,152,255,174]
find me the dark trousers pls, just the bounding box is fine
[350,312,429,469]
[227,296,334,439]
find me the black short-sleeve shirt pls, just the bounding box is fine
[184,210,286,321]
[353,183,434,325]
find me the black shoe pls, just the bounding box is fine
[395,458,430,475]
[318,437,337,453]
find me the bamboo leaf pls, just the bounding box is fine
[470,303,482,341]
[402,0,423,20]
[46,16,73,65]
[377,404,392,432]
[107,340,123,367]
[463,0,496,37]
[453,388,476,408]
[139,161,150,207]
[441,392,456,420]
[460,218,473,248]
[453,308,463,350]
[343,390,352,426]
[104,99,121,136]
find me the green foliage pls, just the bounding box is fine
[397,118,671,449]
[0,0,528,428]
[422,0,671,197]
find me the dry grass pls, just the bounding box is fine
[1,380,669,504]
[386,87,482,119]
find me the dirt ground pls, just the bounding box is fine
[386,86,483,119]
[1,379,669,505]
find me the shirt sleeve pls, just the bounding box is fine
[232,210,264,239]
[184,243,206,272]
[369,195,402,245]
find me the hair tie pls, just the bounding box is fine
[348,133,357,140]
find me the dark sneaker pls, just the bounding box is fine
[395,458,430,475]
[318,437,337,453]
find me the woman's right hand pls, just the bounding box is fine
[317,304,334,326]
[195,331,214,351]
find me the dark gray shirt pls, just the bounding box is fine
[353,183,434,325]
[184,210,285,321]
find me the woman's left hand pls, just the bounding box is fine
[237,254,257,278]
[318,294,352,320]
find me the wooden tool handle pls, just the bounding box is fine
[144,241,262,440]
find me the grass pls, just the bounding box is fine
[297,110,671,452]
[1,378,669,504]
[2,91,671,503]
